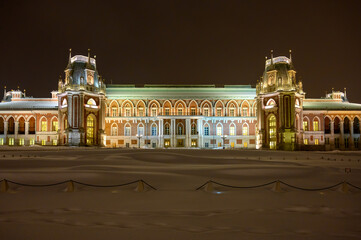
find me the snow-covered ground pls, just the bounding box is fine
[0,148,360,240]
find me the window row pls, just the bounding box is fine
[0,117,58,134]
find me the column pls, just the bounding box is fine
[185,118,191,148]
[340,120,344,149]
[25,121,29,145]
[171,119,175,147]
[159,119,164,148]
[4,121,8,144]
[197,119,202,148]
[330,120,335,149]
[15,121,19,144]
[350,121,354,149]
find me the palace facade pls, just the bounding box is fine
[0,50,360,150]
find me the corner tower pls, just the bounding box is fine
[58,49,106,146]
[256,51,305,150]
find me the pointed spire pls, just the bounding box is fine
[270,50,274,65]
[289,49,295,70]
[93,55,97,69]
[344,87,347,101]
[66,48,72,70]
[86,49,93,69]
[3,86,6,101]
[289,49,292,62]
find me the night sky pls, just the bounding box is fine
[1,0,360,102]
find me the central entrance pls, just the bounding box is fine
[268,115,277,149]
[86,115,95,145]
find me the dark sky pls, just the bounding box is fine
[1,0,360,102]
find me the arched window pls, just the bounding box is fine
[303,117,309,131]
[177,123,184,135]
[324,117,331,134]
[52,118,58,131]
[164,123,170,135]
[242,124,248,136]
[87,98,96,106]
[216,124,223,136]
[86,115,95,145]
[138,124,144,136]
[7,117,15,134]
[111,123,118,136]
[0,117,4,134]
[313,117,320,131]
[151,124,157,136]
[334,117,341,134]
[41,118,47,132]
[268,115,277,149]
[344,117,350,134]
[62,98,68,107]
[124,123,131,136]
[29,117,36,134]
[229,124,235,136]
[124,103,132,117]
[18,117,25,134]
[204,124,209,136]
[354,117,360,134]
[191,123,197,135]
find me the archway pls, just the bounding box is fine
[268,115,277,149]
[86,115,95,145]
[7,117,15,134]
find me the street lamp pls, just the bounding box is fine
[136,134,142,149]
[221,135,227,149]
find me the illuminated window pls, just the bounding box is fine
[19,138,24,145]
[125,108,131,117]
[151,108,157,117]
[204,126,209,136]
[52,140,58,146]
[230,126,235,136]
[178,108,183,115]
[178,125,183,135]
[165,108,170,116]
[204,108,209,116]
[138,126,144,136]
[41,120,47,132]
[112,108,117,117]
[86,115,95,145]
[315,139,319,145]
[217,108,222,116]
[191,108,196,116]
[191,140,197,147]
[242,125,248,136]
[111,125,118,136]
[138,108,144,117]
[9,138,14,146]
[41,140,46,146]
[217,126,222,136]
[151,125,157,136]
[303,120,308,131]
[52,120,58,131]
[242,108,248,116]
[268,115,277,149]
[229,108,235,117]
[304,138,308,145]
[125,126,131,136]
[164,125,170,135]
[0,138,3,145]
[29,139,35,145]
[64,119,68,129]
[313,120,319,131]
[87,98,96,106]
[244,142,248,148]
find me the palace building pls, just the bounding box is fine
[0,50,360,150]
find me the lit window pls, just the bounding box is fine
[41,120,47,132]
[112,108,117,117]
[111,125,118,136]
[243,108,248,116]
[19,138,24,145]
[29,139,35,145]
[313,120,319,131]
[217,108,222,116]
[152,126,157,136]
[138,126,144,136]
[230,126,235,136]
[217,126,222,136]
[204,108,209,116]
[9,138,14,146]
[52,140,58,146]
[138,108,144,117]
[52,121,58,131]
[178,126,183,135]
[41,140,46,146]
[164,125,170,135]
[242,125,248,136]
[165,108,170,116]
[315,139,319,145]
[229,108,235,117]
[191,108,196,115]
[178,108,183,115]
[125,108,131,117]
[204,126,209,136]
[0,138,3,145]
[304,138,308,145]
[244,142,248,148]
[152,108,157,117]
[125,126,131,136]
[191,140,197,147]
[191,124,197,135]
[303,120,308,131]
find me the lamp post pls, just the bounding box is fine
[221,135,227,149]
[136,134,142,149]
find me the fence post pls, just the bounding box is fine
[65,180,75,192]
[0,179,9,193]
[272,180,282,192]
[135,180,144,192]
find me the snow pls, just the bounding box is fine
[0,148,361,240]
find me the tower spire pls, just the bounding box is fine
[3,86,6,101]
[270,50,274,65]
[66,48,72,69]
[289,49,292,62]
[86,49,92,69]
